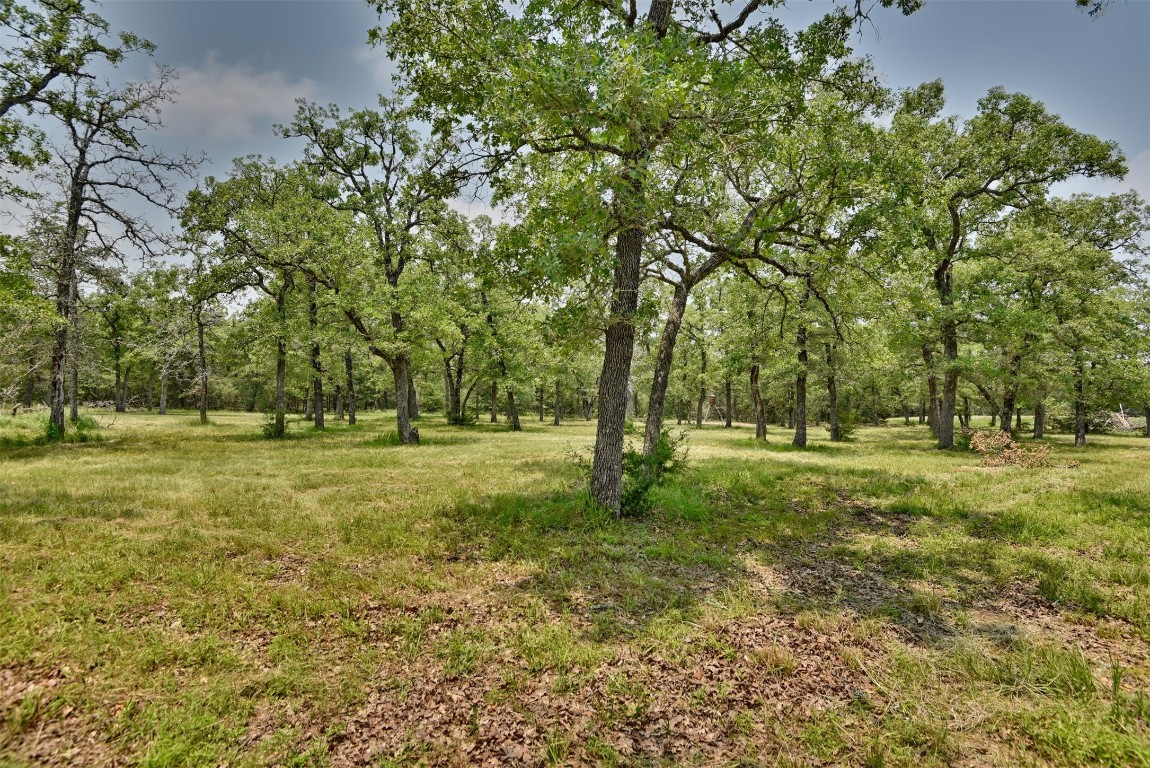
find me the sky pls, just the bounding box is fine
[44,0,1150,216]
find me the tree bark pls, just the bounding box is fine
[643,283,687,454]
[1143,403,1149,438]
[308,281,324,430]
[272,334,286,437]
[113,340,126,413]
[1033,401,1045,439]
[537,385,545,422]
[937,263,958,448]
[553,379,561,426]
[505,386,521,431]
[590,226,643,512]
[49,165,84,438]
[695,345,707,427]
[490,380,498,422]
[390,356,416,441]
[345,350,356,425]
[724,378,732,428]
[1074,359,1086,447]
[825,343,840,441]
[792,320,808,448]
[1001,391,1016,433]
[922,345,939,438]
[1014,408,1022,431]
[335,384,344,420]
[67,317,79,421]
[146,365,155,413]
[750,364,766,440]
[406,371,419,421]
[158,371,169,415]
[197,315,209,425]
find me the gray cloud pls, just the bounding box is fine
[160,54,318,141]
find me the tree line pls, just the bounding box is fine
[1,0,1147,515]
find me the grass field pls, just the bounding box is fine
[1,410,1148,766]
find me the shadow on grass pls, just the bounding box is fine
[740,439,850,454]
[441,455,1008,646]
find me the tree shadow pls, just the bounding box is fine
[440,454,1017,647]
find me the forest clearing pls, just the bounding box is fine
[2,411,1149,765]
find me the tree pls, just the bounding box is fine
[42,62,200,437]
[281,98,467,444]
[888,81,1125,448]
[184,159,333,437]
[0,0,150,188]
[374,0,919,512]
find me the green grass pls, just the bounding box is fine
[1,410,1148,765]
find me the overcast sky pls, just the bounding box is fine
[82,0,1150,209]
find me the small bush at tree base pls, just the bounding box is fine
[619,429,688,517]
[261,413,288,439]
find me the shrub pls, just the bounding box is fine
[831,409,859,442]
[619,429,688,517]
[261,412,287,439]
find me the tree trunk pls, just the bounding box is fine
[553,379,560,426]
[695,346,707,427]
[537,385,544,422]
[1074,359,1086,447]
[159,371,169,415]
[750,364,766,440]
[146,365,155,413]
[825,344,840,441]
[723,378,732,428]
[792,320,808,448]
[390,355,417,442]
[345,351,357,425]
[67,319,79,421]
[1033,401,1045,439]
[937,262,958,448]
[196,318,209,424]
[642,283,687,454]
[304,385,312,420]
[870,382,879,426]
[1143,403,1149,438]
[308,281,324,430]
[922,345,939,439]
[1014,408,1022,431]
[918,397,925,425]
[490,380,498,422]
[1001,390,1016,433]
[113,344,125,413]
[590,226,642,513]
[272,333,286,438]
[406,371,419,421]
[335,384,344,421]
[505,386,521,431]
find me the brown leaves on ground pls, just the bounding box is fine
[967,431,1052,468]
[326,603,886,766]
[0,665,115,767]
